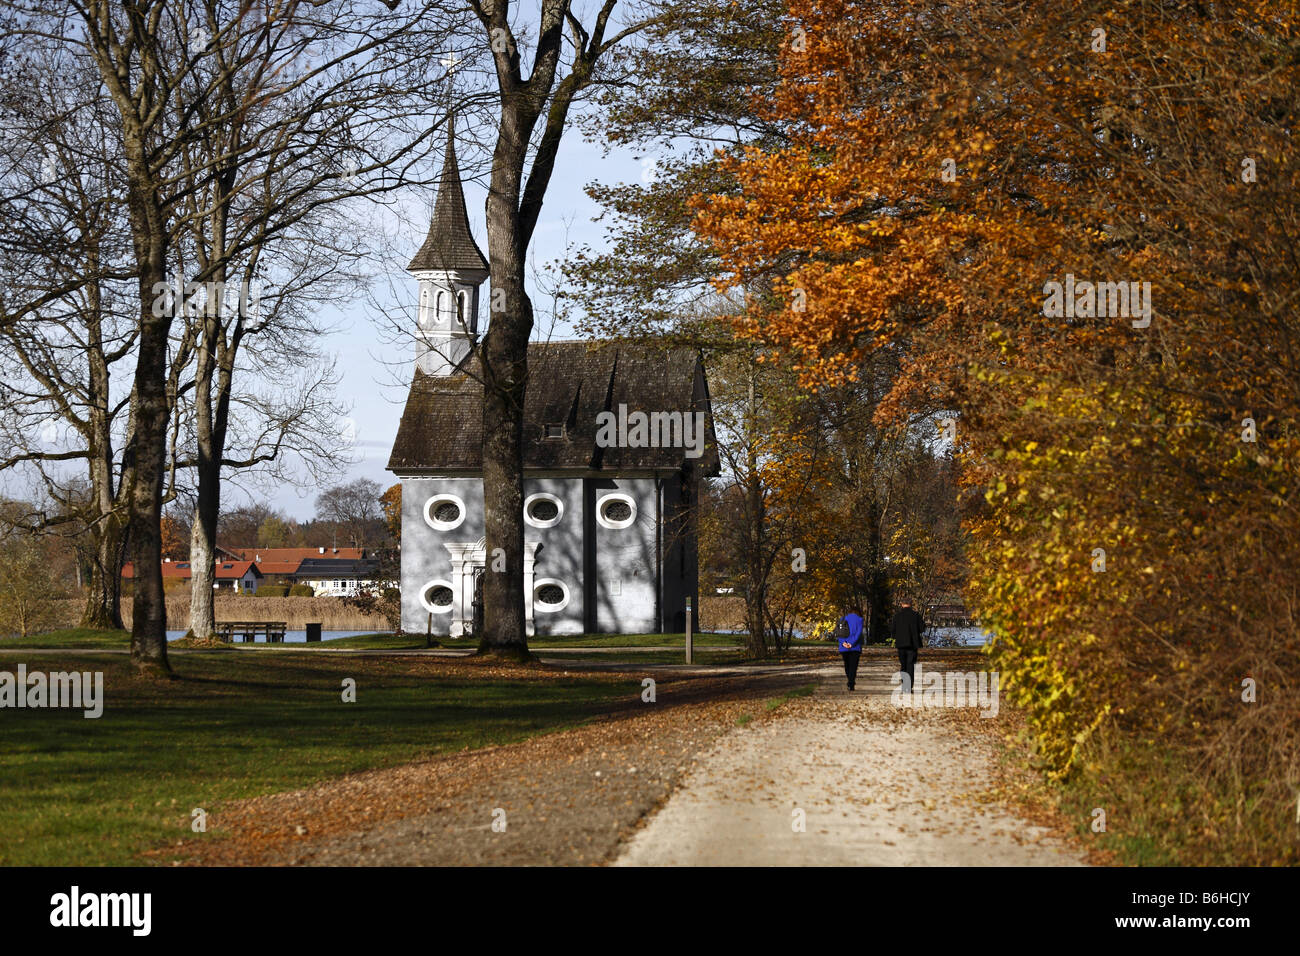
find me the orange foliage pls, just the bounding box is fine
[693,0,1300,862]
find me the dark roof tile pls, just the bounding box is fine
[387,341,719,475]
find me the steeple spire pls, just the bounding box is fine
[408,112,489,377]
[408,113,489,274]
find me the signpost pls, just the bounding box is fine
[685,597,693,665]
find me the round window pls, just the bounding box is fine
[424,493,467,531]
[533,578,569,611]
[420,580,455,614]
[523,493,564,528]
[598,494,637,529]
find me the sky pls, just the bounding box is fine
[258,129,647,520]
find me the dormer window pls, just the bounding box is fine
[544,423,564,439]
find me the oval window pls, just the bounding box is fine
[420,580,455,614]
[424,493,467,531]
[524,493,563,528]
[597,494,636,529]
[533,579,569,612]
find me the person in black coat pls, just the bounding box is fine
[891,599,925,692]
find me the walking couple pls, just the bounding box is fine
[833,600,925,691]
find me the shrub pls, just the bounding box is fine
[257,585,290,598]
[289,584,315,597]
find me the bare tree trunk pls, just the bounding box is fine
[474,22,545,660]
[477,272,531,659]
[82,312,128,631]
[469,0,634,657]
[126,254,172,675]
[80,514,127,630]
[742,442,769,660]
[744,593,767,659]
[186,261,224,641]
[864,492,890,643]
[187,501,217,640]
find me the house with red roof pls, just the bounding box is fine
[122,559,264,594]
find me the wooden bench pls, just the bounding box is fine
[216,621,288,644]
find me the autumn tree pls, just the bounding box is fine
[700,344,829,657]
[694,0,1300,862]
[0,502,70,638]
[566,0,788,343]
[159,511,188,560]
[379,483,401,543]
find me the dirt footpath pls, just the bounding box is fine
[173,668,808,867]
[171,653,1087,867]
[614,658,1089,866]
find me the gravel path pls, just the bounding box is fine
[614,657,1089,866]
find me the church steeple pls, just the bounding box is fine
[409,113,489,376]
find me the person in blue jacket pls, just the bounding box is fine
[834,605,865,690]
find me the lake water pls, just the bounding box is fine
[928,626,990,647]
[165,629,389,644]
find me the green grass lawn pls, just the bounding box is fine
[0,628,132,649]
[314,633,428,649]
[0,650,635,866]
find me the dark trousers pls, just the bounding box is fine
[897,647,918,690]
[841,650,861,688]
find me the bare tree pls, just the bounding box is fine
[1,0,463,671]
[458,0,657,658]
[0,44,141,629]
[315,477,383,548]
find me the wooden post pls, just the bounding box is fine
[685,598,693,665]
[426,612,433,649]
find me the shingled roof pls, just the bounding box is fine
[408,117,489,274]
[387,341,719,474]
